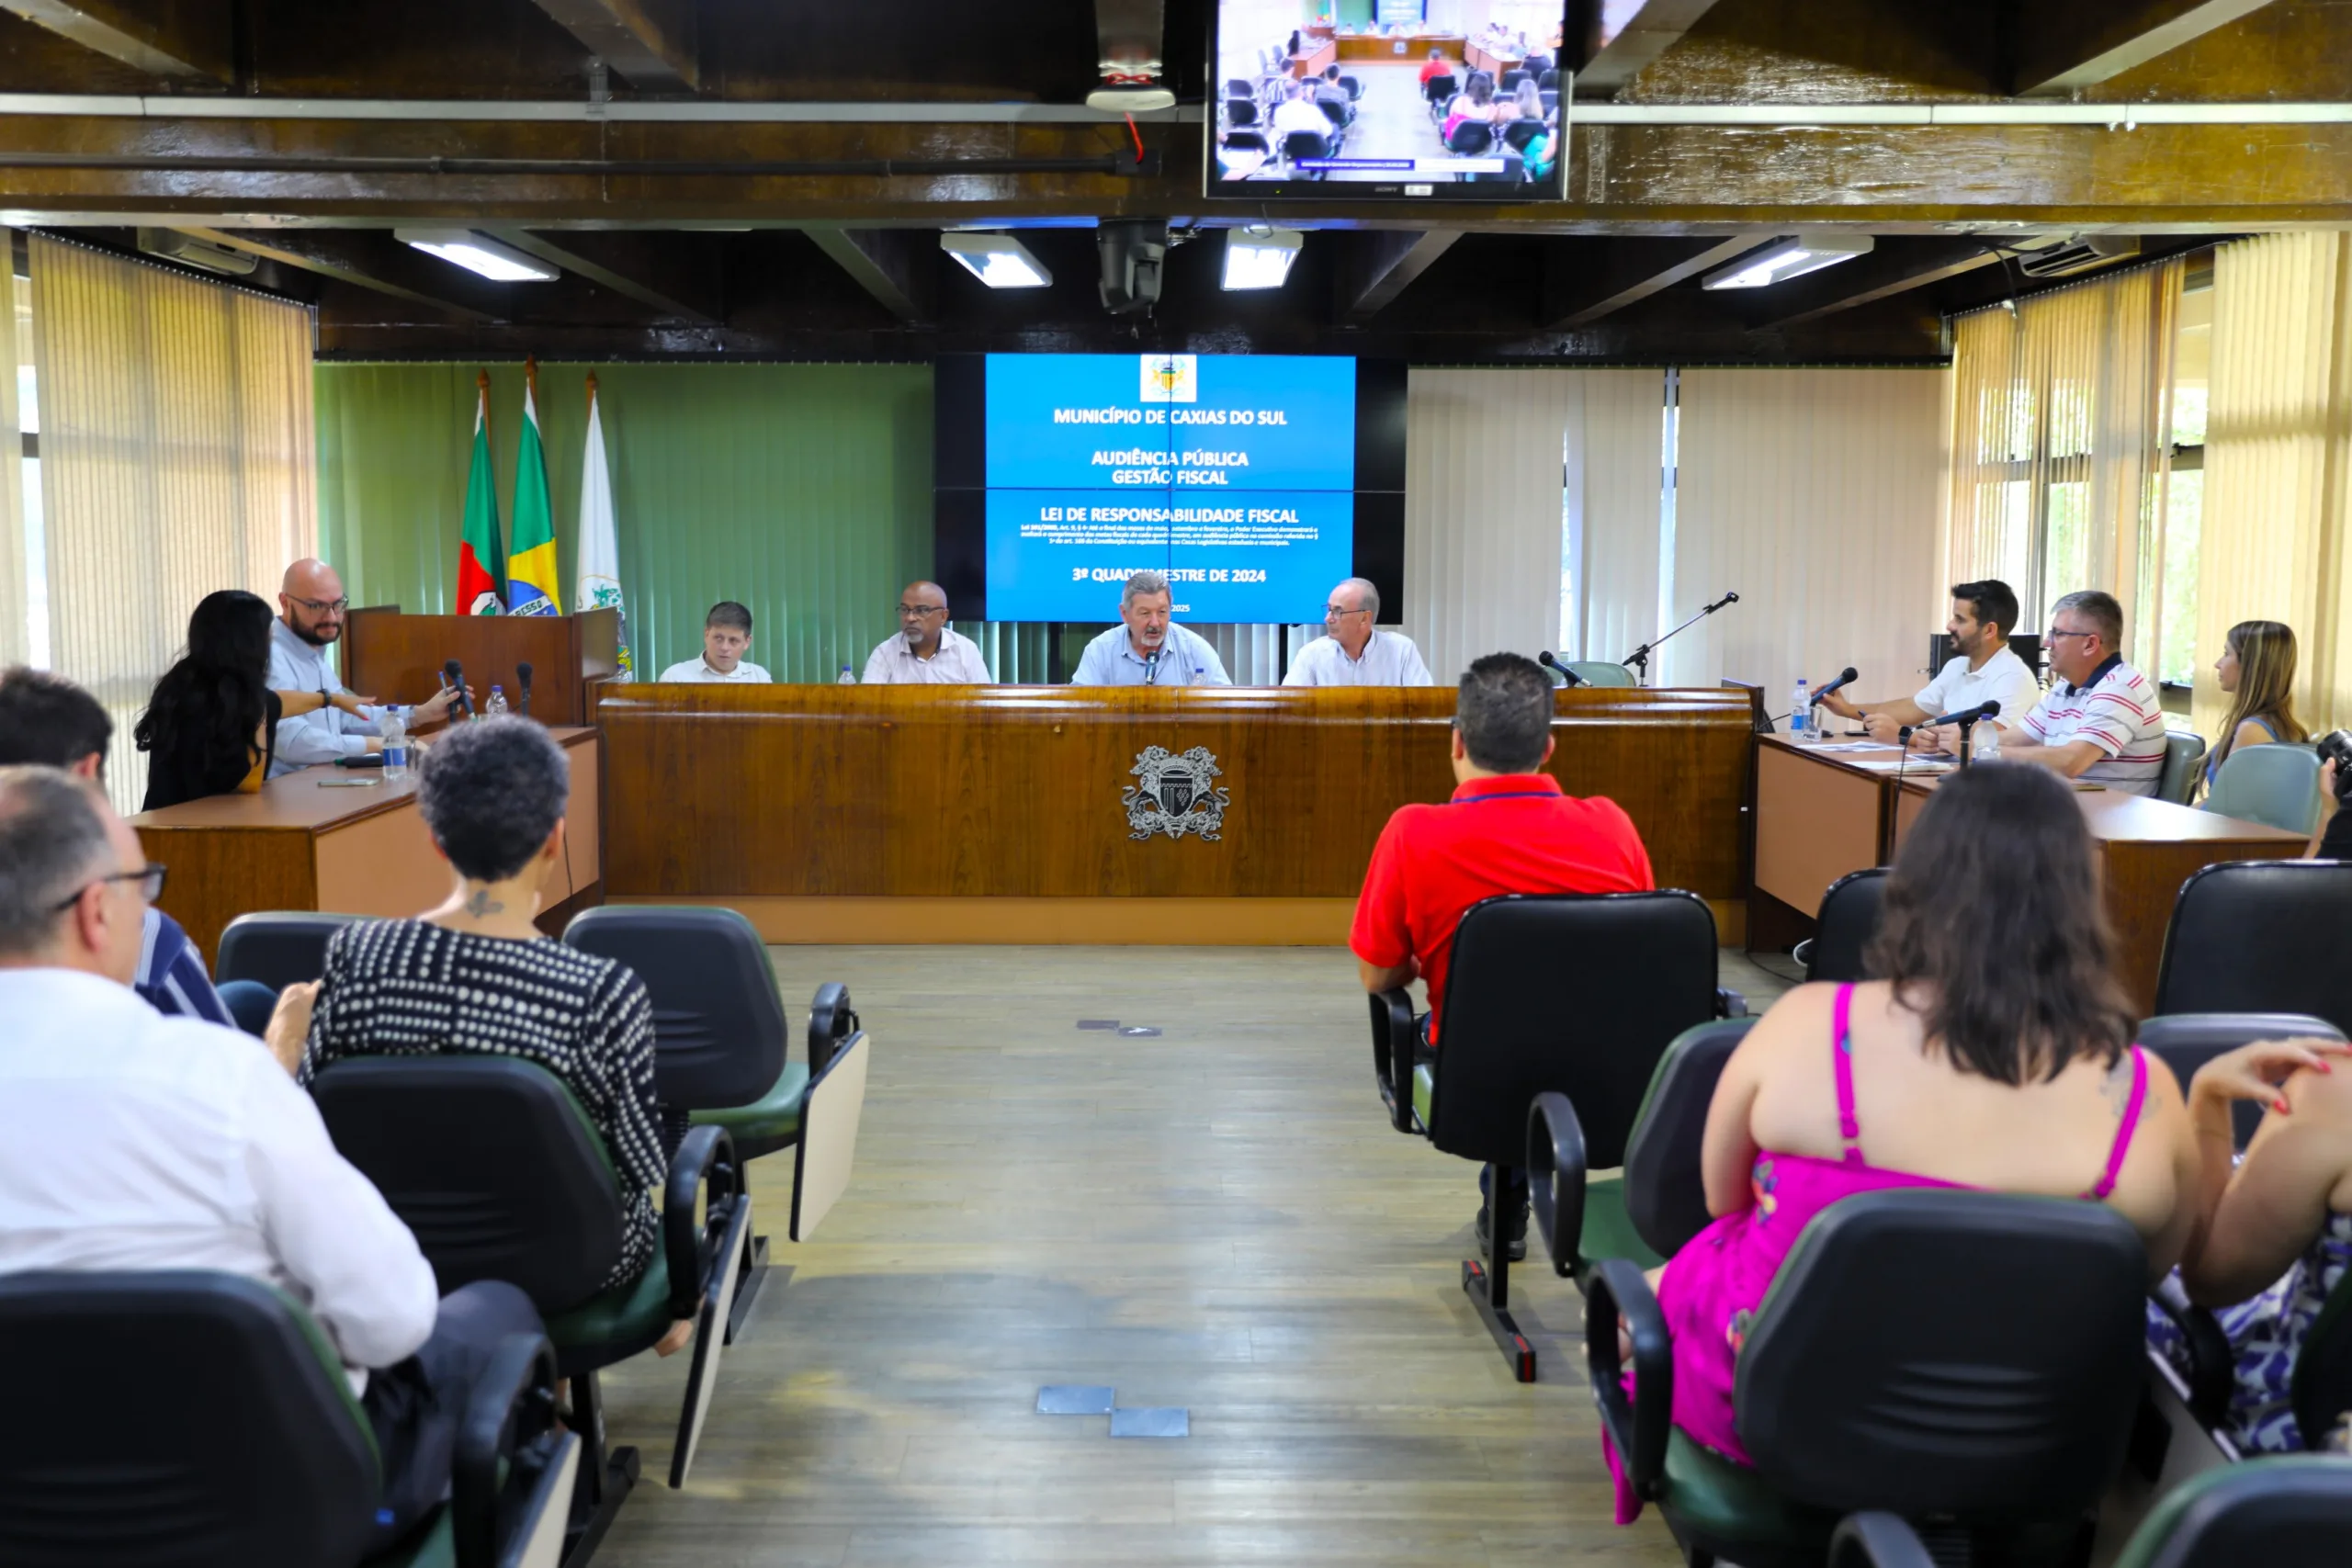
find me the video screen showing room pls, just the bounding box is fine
[1213,2,1566,186]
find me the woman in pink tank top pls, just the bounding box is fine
[1605,764,2201,1524]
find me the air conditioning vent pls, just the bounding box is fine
[2009,233,2140,279]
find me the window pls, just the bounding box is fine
[16,270,44,669]
[2154,279,2210,688]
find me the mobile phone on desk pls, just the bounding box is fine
[317,777,381,788]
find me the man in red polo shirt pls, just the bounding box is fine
[1351,651,1655,1258]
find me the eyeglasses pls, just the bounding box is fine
[1324,604,1371,620]
[51,863,166,911]
[897,604,947,617]
[289,595,350,615]
[2043,627,2097,643]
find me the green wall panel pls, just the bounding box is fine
[315,361,934,683]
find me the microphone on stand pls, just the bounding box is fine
[1537,651,1584,687]
[443,659,475,720]
[1144,649,1160,686]
[1924,699,2001,728]
[1810,666,1860,704]
[515,660,534,718]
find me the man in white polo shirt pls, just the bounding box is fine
[1070,570,1231,687]
[2002,588,2167,795]
[1818,579,2039,748]
[861,581,992,684]
[659,601,772,682]
[1283,576,1434,688]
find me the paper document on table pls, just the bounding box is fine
[1807,742,1892,754]
[1841,756,1952,773]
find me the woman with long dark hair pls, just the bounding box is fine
[2200,618,2308,799]
[1602,764,2215,1522]
[135,591,369,810]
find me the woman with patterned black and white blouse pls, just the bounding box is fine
[297,717,672,1316]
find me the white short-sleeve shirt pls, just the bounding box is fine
[1913,645,2042,729]
[657,657,772,682]
[860,626,992,684]
[1283,630,1435,688]
[2018,656,2168,795]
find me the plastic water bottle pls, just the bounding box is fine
[485,684,510,718]
[1790,678,1810,739]
[1972,722,2001,765]
[837,665,855,684]
[380,705,409,781]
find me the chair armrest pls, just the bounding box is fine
[1527,1091,1589,1279]
[1828,1512,1936,1568]
[2150,1275,2234,1431]
[1715,987,1748,1019]
[808,983,858,1076]
[450,1331,560,1568]
[1370,987,1417,1134]
[1584,1257,1671,1495]
[663,1123,741,1323]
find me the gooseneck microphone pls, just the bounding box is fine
[1810,666,1860,704]
[515,660,534,717]
[443,659,474,719]
[1144,649,1161,686]
[1537,651,1584,687]
[1925,699,2001,728]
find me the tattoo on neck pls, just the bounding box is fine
[2101,1053,2133,1118]
[463,888,503,918]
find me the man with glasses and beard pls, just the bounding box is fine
[267,558,466,775]
[2002,588,2168,795]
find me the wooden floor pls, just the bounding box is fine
[597,945,1793,1567]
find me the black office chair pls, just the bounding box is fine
[215,909,364,988]
[1591,1190,2148,1566]
[2138,1012,2344,1149]
[1501,118,1547,154]
[1339,73,1363,99]
[1792,867,1887,982]
[1375,891,1744,1381]
[1221,129,1271,172]
[1224,97,1258,128]
[1541,87,1559,113]
[1499,68,1530,90]
[1280,129,1330,176]
[0,1270,574,1568]
[1225,76,1254,99]
[1538,68,1560,89]
[1532,1016,1755,1287]
[2154,861,2352,1033]
[1424,73,1458,118]
[563,906,872,1342]
[1446,120,1496,156]
[1837,1458,2352,1568]
[312,1056,748,1538]
[1316,96,1352,150]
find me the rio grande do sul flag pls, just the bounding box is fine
[505,359,560,616]
[458,371,505,615]
[572,374,634,678]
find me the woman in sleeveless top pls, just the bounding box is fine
[2148,1031,2352,1452]
[1604,764,2204,1522]
[2199,619,2307,799]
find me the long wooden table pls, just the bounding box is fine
[597,684,1754,945]
[1337,32,1464,62]
[130,726,602,965]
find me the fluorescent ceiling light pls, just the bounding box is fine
[940,231,1053,288]
[393,229,559,282]
[1221,226,1302,290]
[1701,231,1874,290]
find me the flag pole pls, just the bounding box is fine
[477,368,491,437]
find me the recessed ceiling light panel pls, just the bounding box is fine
[1702,231,1874,290]
[940,231,1054,288]
[1221,226,1302,290]
[393,228,560,283]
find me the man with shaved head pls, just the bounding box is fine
[267,558,465,775]
[858,580,993,684]
[1283,576,1434,687]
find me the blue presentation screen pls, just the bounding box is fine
[983,353,1356,622]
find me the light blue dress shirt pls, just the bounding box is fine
[1069,623,1232,687]
[266,617,379,775]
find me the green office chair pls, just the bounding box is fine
[2158,730,2209,807]
[1565,660,1640,687]
[2205,743,2323,835]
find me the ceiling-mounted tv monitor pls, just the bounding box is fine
[1206,2,1568,201]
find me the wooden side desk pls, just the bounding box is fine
[1893,776,2307,1015]
[596,683,1754,946]
[130,726,602,966]
[1338,32,1464,62]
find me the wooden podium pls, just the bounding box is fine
[344,606,623,725]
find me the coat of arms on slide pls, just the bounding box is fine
[1123,746,1230,841]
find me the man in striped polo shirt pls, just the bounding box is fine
[2001,589,2167,795]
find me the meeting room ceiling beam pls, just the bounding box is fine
[1750,241,2005,329]
[524,0,698,94]
[479,226,719,322]
[1539,234,1758,327]
[0,0,232,85]
[2008,0,2280,96]
[805,227,934,322]
[1337,231,1460,321]
[169,227,507,322]
[1567,0,1726,97]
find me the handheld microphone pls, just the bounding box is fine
[1810,666,1860,704]
[1924,699,2001,728]
[1537,651,1584,687]
[443,659,474,719]
[515,660,534,717]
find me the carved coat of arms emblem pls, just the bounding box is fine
[1122,745,1230,840]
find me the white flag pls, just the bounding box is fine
[573,379,634,680]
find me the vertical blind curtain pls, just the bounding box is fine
[30,235,316,814]
[0,274,27,669]
[1663,368,1944,708]
[1944,260,2183,664]
[1570,368,1671,667]
[2194,231,2352,739]
[317,362,933,686]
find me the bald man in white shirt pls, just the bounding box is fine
[0,765,544,1549]
[1283,577,1433,687]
